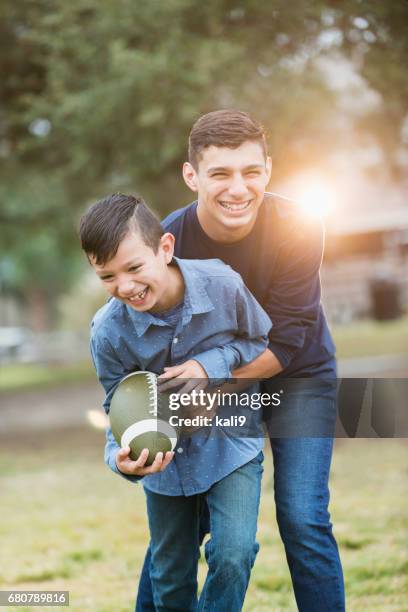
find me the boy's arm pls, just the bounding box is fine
[196,281,272,380]
[232,348,283,379]
[91,333,140,483]
[159,280,272,390]
[91,334,173,481]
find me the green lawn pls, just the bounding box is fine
[1,429,407,611]
[0,361,95,392]
[331,315,408,359]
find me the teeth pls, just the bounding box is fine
[219,201,250,211]
[129,288,147,301]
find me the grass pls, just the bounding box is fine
[331,315,408,359]
[1,429,407,611]
[0,361,94,392]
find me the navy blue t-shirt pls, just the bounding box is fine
[163,193,336,378]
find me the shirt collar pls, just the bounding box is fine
[175,257,214,324]
[123,257,214,337]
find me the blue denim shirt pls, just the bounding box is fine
[90,257,271,496]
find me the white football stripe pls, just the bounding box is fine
[121,419,177,451]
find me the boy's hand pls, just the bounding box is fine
[158,359,208,394]
[116,447,174,476]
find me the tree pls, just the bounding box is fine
[1,0,406,327]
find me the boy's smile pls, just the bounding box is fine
[90,230,184,313]
[183,140,272,243]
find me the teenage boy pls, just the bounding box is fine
[80,193,272,611]
[137,110,346,612]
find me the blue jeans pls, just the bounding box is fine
[141,452,263,611]
[271,437,345,610]
[136,386,345,612]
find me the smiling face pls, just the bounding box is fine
[183,140,272,242]
[90,230,184,313]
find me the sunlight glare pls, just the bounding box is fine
[298,179,337,218]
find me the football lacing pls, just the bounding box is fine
[146,372,158,417]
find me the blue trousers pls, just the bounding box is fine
[142,453,263,611]
[136,387,345,611]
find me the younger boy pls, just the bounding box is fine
[80,193,271,611]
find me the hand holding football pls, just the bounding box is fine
[109,371,178,466]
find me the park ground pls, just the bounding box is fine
[1,316,407,610]
[1,425,407,611]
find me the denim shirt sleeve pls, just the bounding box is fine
[193,281,271,382]
[90,333,142,484]
[265,216,324,369]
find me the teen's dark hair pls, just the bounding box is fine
[188,109,267,169]
[79,193,164,265]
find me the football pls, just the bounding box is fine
[109,371,178,466]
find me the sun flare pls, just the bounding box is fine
[298,179,337,217]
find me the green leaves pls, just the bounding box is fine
[1,0,406,318]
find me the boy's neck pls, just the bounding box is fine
[149,263,185,313]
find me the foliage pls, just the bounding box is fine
[1,0,407,321]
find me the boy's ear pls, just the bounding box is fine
[183,162,198,193]
[159,232,175,263]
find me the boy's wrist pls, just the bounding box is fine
[193,348,231,384]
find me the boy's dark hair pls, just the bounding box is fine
[79,193,164,265]
[188,109,267,169]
